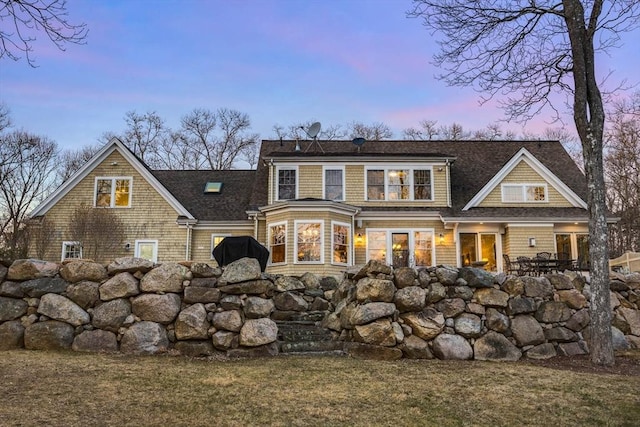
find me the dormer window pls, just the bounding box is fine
[502,184,547,203]
[278,168,297,200]
[366,167,433,201]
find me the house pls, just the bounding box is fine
[29,137,594,276]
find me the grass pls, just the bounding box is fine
[0,350,639,427]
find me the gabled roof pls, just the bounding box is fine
[30,138,194,219]
[152,169,255,222]
[462,147,587,210]
[254,139,588,216]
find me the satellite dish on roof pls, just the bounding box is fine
[307,122,321,138]
[352,137,366,152]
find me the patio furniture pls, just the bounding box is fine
[534,252,553,274]
[517,256,536,276]
[502,254,521,275]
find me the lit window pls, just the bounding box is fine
[62,241,82,261]
[325,169,344,201]
[502,184,547,203]
[366,167,433,201]
[332,222,350,265]
[95,177,132,207]
[269,223,286,264]
[367,231,387,263]
[388,169,410,200]
[211,234,230,258]
[296,221,322,263]
[278,169,296,200]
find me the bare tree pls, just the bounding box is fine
[120,110,167,168]
[0,0,87,67]
[0,103,11,131]
[438,122,467,140]
[56,143,101,183]
[409,0,640,365]
[403,119,439,140]
[68,205,125,261]
[181,108,258,170]
[605,92,640,256]
[0,130,57,260]
[28,215,54,259]
[347,121,393,140]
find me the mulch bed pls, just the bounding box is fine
[524,350,640,376]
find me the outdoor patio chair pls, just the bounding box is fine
[502,254,521,275]
[517,256,536,276]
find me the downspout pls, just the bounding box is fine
[445,159,451,208]
[185,223,193,261]
[351,208,360,266]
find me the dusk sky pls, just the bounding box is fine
[2,0,639,153]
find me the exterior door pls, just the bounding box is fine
[391,233,409,268]
[459,232,497,271]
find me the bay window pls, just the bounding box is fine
[296,221,322,263]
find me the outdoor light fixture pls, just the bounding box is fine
[528,237,536,247]
[439,233,445,245]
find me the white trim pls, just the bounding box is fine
[323,166,345,201]
[463,148,587,210]
[365,228,435,268]
[331,220,351,266]
[501,183,548,203]
[268,221,287,265]
[94,176,133,208]
[275,165,298,201]
[61,241,82,262]
[364,165,434,202]
[294,220,324,264]
[135,239,158,263]
[29,138,194,219]
[210,234,231,259]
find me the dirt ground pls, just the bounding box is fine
[524,350,640,376]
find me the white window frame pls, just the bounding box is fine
[364,166,434,202]
[94,176,133,208]
[61,241,82,262]
[501,183,548,203]
[135,239,158,263]
[268,221,287,265]
[365,228,435,267]
[210,234,231,259]
[323,166,345,201]
[331,221,351,266]
[294,220,324,264]
[276,166,298,201]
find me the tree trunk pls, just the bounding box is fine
[562,0,614,366]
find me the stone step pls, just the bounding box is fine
[276,321,334,343]
[279,340,345,354]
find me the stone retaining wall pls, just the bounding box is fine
[325,261,640,360]
[0,257,335,357]
[1,257,639,361]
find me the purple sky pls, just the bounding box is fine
[2,0,639,152]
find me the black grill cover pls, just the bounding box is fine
[212,236,270,272]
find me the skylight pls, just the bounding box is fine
[204,182,223,193]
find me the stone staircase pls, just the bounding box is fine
[276,315,345,355]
